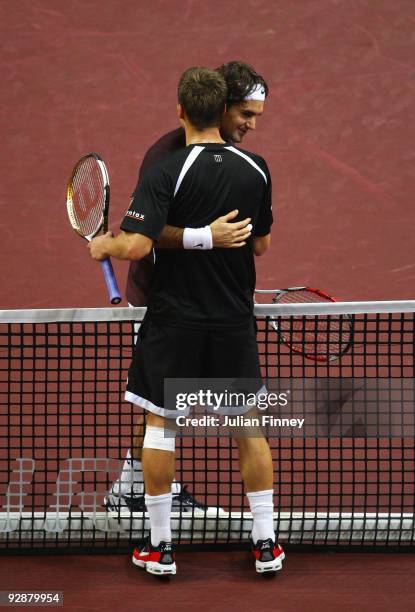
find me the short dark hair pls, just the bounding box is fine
[178,66,227,130]
[216,61,268,106]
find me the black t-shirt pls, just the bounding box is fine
[121,143,273,328]
[125,128,185,305]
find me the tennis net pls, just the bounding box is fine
[0,302,414,552]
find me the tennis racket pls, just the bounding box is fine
[66,153,122,304]
[255,287,353,362]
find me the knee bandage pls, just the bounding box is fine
[143,425,176,452]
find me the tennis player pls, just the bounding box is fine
[89,66,284,576]
[106,61,269,517]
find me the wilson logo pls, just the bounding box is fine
[214,155,222,163]
[125,210,145,222]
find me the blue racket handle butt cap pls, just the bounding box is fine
[100,258,122,304]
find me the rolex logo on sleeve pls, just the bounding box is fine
[125,210,145,222]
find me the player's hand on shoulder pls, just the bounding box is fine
[210,210,252,248]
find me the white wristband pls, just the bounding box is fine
[183,226,213,250]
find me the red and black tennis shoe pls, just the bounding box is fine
[251,538,285,574]
[132,538,176,576]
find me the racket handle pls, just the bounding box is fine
[100,259,122,304]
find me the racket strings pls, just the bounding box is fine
[273,290,351,359]
[70,157,105,237]
[279,315,350,357]
[273,289,330,304]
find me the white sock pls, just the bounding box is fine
[112,450,144,495]
[247,489,275,543]
[145,492,173,546]
[113,449,181,496]
[171,480,181,494]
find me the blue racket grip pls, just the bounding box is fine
[100,258,122,304]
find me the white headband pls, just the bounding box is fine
[244,83,266,101]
